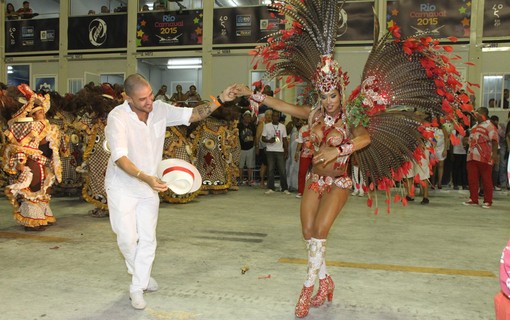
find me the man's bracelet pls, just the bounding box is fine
[209,95,222,107]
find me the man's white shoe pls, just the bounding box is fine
[283,190,291,195]
[146,277,158,292]
[264,189,275,194]
[130,290,146,310]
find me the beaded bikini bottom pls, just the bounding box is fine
[306,172,352,197]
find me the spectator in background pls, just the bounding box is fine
[186,85,202,108]
[503,89,509,109]
[452,127,468,190]
[154,85,170,102]
[262,110,290,195]
[100,5,110,13]
[256,109,272,189]
[88,9,96,15]
[141,4,150,11]
[430,121,449,190]
[17,1,37,19]
[169,84,187,106]
[153,0,166,11]
[404,143,432,205]
[488,98,495,109]
[238,110,257,186]
[6,3,19,20]
[491,115,503,191]
[463,107,499,208]
[502,111,510,189]
[286,116,302,192]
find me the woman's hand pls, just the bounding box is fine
[312,146,339,167]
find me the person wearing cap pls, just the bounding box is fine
[105,73,236,310]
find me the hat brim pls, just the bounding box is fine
[158,158,202,194]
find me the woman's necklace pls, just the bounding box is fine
[324,112,340,127]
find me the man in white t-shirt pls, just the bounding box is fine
[105,74,236,310]
[262,110,290,194]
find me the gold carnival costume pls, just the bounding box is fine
[2,84,62,231]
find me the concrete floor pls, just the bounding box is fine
[0,186,508,320]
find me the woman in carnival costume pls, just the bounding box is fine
[2,84,62,231]
[237,0,475,317]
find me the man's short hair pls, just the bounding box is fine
[124,74,149,96]
[478,107,489,117]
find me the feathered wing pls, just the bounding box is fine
[347,27,475,192]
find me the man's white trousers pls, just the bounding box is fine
[107,187,159,293]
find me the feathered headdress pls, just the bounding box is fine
[251,0,348,96]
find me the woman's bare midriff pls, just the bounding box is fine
[311,162,347,178]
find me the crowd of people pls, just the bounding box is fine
[6,1,38,19]
[154,84,203,107]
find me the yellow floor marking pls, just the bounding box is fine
[0,231,70,242]
[278,258,496,278]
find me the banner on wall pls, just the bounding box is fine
[386,0,471,39]
[213,6,283,44]
[213,3,374,45]
[483,0,510,37]
[5,18,59,53]
[336,1,375,41]
[137,10,203,47]
[68,14,127,50]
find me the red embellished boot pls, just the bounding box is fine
[310,275,334,307]
[295,285,314,318]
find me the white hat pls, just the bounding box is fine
[157,158,201,195]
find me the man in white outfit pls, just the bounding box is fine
[105,74,236,309]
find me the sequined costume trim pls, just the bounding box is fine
[306,172,352,197]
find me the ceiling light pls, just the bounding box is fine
[167,58,202,66]
[482,47,510,52]
[167,65,202,69]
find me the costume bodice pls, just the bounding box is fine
[309,108,350,152]
[308,107,352,176]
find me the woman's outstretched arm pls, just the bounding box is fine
[236,85,311,120]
